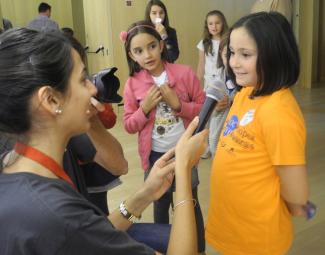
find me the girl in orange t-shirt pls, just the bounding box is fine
[206,12,312,255]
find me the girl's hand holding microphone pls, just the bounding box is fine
[215,95,230,111]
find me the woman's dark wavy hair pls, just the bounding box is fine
[227,12,300,97]
[65,34,86,63]
[0,28,73,135]
[124,20,168,76]
[203,10,228,56]
[144,0,170,28]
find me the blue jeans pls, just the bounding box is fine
[127,223,171,254]
[145,151,206,253]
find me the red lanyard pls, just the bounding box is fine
[14,142,75,188]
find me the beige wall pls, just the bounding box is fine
[0,3,3,29]
[298,0,319,88]
[83,0,113,75]
[311,0,319,83]
[71,0,86,46]
[0,0,73,28]
[319,0,325,82]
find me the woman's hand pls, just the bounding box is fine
[159,84,181,112]
[139,118,208,205]
[88,97,105,128]
[141,85,162,115]
[175,117,208,170]
[143,149,176,201]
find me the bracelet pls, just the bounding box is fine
[173,198,197,212]
[119,201,141,223]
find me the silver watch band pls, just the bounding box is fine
[119,201,141,223]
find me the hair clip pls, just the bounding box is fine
[119,24,156,43]
[119,31,128,43]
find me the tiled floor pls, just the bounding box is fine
[108,85,325,255]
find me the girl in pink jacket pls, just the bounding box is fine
[122,20,206,253]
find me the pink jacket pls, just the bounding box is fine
[123,62,205,170]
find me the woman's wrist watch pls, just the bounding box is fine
[119,201,141,223]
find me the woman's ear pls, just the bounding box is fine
[37,86,63,116]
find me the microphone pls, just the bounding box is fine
[194,81,226,134]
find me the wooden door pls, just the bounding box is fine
[83,0,113,75]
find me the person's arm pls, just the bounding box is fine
[167,117,206,255]
[123,80,160,134]
[275,165,309,216]
[174,67,206,120]
[108,186,156,231]
[197,49,205,86]
[214,95,230,112]
[108,117,207,254]
[140,86,162,115]
[87,115,128,175]
[159,84,181,112]
[261,97,308,216]
[160,67,206,121]
[155,23,168,40]
[164,28,180,62]
[108,148,176,230]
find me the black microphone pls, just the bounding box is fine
[194,81,226,134]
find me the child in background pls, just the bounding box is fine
[122,20,206,254]
[206,12,310,254]
[197,10,228,89]
[196,10,228,158]
[208,33,237,157]
[145,0,179,62]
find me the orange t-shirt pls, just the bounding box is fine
[206,87,306,255]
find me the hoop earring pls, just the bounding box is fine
[55,109,63,115]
